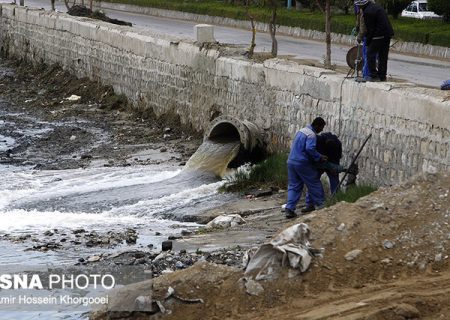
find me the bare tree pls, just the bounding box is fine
[324,0,332,68]
[269,0,278,57]
[244,0,257,58]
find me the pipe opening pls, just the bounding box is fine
[207,122,241,143]
[205,117,265,169]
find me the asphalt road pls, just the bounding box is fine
[2,0,450,87]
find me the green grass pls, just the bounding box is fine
[326,184,377,207]
[221,152,288,192]
[101,0,450,47]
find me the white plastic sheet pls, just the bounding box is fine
[244,223,320,280]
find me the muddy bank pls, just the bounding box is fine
[0,59,202,170]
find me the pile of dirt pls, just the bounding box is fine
[93,171,450,320]
[67,5,132,26]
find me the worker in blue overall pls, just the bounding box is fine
[285,117,328,219]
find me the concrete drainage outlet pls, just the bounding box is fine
[205,116,263,152]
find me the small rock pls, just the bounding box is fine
[435,253,443,262]
[336,223,346,231]
[181,230,192,236]
[245,189,273,198]
[381,258,391,265]
[73,229,86,234]
[155,232,161,236]
[418,261,427,271]
[168,235,182,240]
[393,303,421,318]
[345,249,362,261]
[383,240,394,249]
[135,258,147,265]
[175,261,184,269]
[69,135,76,141]
[88,255,101,262]
[162,240,172,251]
[160,147,167,152]
[44,231,54,236]
[245,279,264,296]
[164,127,172,133]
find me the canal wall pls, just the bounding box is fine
[1,4,449,186]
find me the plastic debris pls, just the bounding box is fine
[244,223,322,280]
[66,94,81,101]
[206,214,245,229]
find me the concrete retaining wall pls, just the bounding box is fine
[93,1,449,60]
[1,4,449,186]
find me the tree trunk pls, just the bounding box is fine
[269,0,278,57]
[64,0,70,10]
[324,0,332,68]
[245,0,256,58]
[51,0,55,10]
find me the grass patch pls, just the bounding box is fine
[326,184,377,206]
[102,0,450,47]
[221,152,288,192]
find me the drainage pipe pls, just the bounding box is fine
[205,115,263,152]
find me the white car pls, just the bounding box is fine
[401,1,442,20]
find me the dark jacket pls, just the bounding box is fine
[317,132,342,164]
[362,2,394,43]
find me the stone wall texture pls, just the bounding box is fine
[1,4,449,186]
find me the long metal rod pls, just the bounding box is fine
[332,133,372,197]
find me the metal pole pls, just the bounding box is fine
[287,0,292,9]
[332,133,372,197]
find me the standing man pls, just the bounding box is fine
[354,0,394,82]
[285,117,328,219]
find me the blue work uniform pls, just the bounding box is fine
[286,125,325,211]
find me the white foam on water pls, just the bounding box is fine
[0,209,141,233]
[107,180,225,217]
[0,165,181,209]
[0,134,16,151]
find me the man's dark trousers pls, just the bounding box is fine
[367,37,390,81]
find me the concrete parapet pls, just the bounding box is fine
[194,24,215,43]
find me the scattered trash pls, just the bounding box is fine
[66,94,81,101]
[206,214,246,229]
[244,223,322,280]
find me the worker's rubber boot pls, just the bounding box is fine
[285,208,297,219]
[301,205,315,214]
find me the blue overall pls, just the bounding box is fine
[286,125,325,211]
